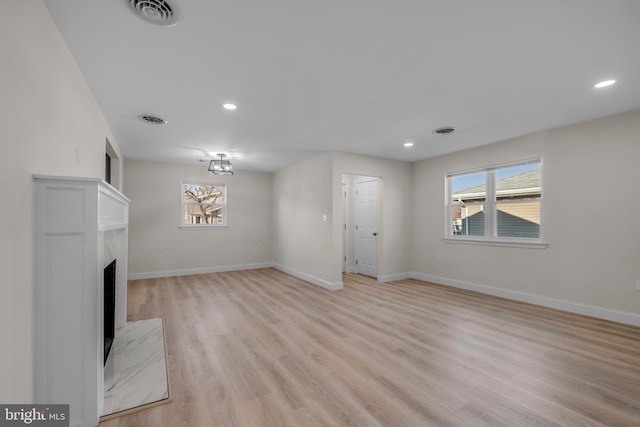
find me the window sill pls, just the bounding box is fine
[442,237,547,249]
[179,225,229,230]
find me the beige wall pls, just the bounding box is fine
[125,159,272,275]
[0,0,123,402]
[412,109,640,313]
[123,151,413,288]
[333,153,413,280]
[272,152,413,286]
[273,153,337,284]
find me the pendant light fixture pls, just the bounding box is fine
[208,153,234,175]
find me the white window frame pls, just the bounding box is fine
[444,158,547,249]
[180,181,228,229]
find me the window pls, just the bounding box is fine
[446,159,543,246]
[105,153,111,184]
[182,182,227,227]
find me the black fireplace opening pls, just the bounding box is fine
[104,259,116,366]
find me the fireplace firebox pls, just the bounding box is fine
[104,259,116,365]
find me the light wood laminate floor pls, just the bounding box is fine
[99,268,640,427]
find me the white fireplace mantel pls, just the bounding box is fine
[34,175,129,427]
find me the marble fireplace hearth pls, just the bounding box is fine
[102,318,170,419]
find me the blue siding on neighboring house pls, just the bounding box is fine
[497,211,539,238]
[461,211,539,238]
[461,211,485,236]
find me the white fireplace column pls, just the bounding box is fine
[34,176,129,427]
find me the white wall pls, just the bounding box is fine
[271,152,413,288]
[124,159,273,277]
[272,152,413,288]
[333,153,413,281]
[272,153,339,287]
[0,0,123,402]
[412,109,640,315]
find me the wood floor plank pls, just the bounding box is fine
[99,269,640,427]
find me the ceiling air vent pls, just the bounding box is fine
[138,114,167,125]
[433,126,456,135]
[127,0,180,26]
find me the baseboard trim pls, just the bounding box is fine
[127,263,272,280]
[128,262,344,291]
[409,272,640,327]
[272,264,343,291]
[128,266,639,326]
[377,272,412,283]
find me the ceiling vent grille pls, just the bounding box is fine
[433,126,456,135]
[127,0,180,26]
[138,114,167,125]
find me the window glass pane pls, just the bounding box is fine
[183,183,225,225]
[454,204,485,236]
[497,201,540,238]
[184,203,224,224]
[183,183,223,203]
[451,172,486,202]
[451,172,486,236]
[495,162,541,238]
[495,162,541,200]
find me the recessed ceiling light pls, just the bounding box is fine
[223,103,237,110]
[594,79,616,88]
[403,141,414,147]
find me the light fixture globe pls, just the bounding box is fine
[208,153,234,175]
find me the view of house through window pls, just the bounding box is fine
[182,182,226,226]
[448,160,541,240]
[451,171,486,236]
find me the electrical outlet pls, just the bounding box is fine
[163,250,169,259]
[636,279,640,291]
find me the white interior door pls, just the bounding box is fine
[355,178,378,278]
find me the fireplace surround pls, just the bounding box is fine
[34,176,129,427]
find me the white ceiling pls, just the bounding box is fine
[44,0,640,172]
